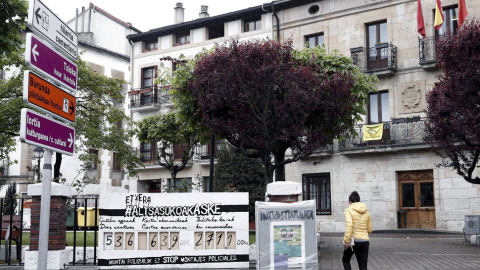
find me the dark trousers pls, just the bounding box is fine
[342,241,369,270]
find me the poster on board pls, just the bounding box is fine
[255,200,317,270]
[98,193,250,269]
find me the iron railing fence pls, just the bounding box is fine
[419,36,438,65]
[128,86,172,108]
[339,117,428,150]
[351,43,397,72]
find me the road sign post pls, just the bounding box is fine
[25,33,77,92]
[27,0,78,61]
[20,109,75,156]
[23,71,76,123]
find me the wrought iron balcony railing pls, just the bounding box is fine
[339,117,428,150]
[419,36,438,65]
[350,43,397,73]
[193,142,221,161]
[128,86,172,108]
[138,142,205,165]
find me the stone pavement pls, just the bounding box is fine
[319,232,480,270]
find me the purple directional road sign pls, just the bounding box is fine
[20,109,75,156]
[25,33,77,92]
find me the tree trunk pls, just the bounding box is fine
[53,153,62,182]
[171,171,177,189]
[274,151,286,182]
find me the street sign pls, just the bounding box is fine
[25,33,77,92]
[20,109,75,156]
[23,71,76,123]
[27,0,78,61]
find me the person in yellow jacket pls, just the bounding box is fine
[342,191,372,270]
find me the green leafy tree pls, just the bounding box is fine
[137,112,199,186]
[0,0,28,69]
[2,182,18,215]
[213,143,267,222]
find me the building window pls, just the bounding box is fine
[173,143,188,161]
[305,33,324,47]
[141,67,156,88]
[169,178,192,192]
[302,173,331,215]
[88,149,98,170]
[366,20,388,69]
[140,142,156,163]
[203,177,213,192]
[144,40,158,52]
[435,5,458,35]
[208,25,224,40]
[244,18,261,32]
[368,91,390,124]
[175,33,190,45]
[112,153,122,172]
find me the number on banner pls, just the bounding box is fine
[205,231,215,249]
[125,232,135,250]
[226,232,236,249]
[138,232,147,250]
[114,232,124,250]
[149,232,158,250]
[104,232,113,250]
[194,232,203,250]
[170,232,179,250]
[216,232,225,249]
[160,232,169,250]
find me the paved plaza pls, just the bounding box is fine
[319,232,480,270]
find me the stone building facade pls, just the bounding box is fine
[127,0,480,232]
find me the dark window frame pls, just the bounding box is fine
[175,32,191,45]
[141,66,157,88]
[366,20,387,49]
[244,18,261,32]
[305,33,324,48]
[368,90,390,124]
[144,40,158,52]
[112,153,122,172]
[302,173,331,215]
[208,25,225,40]
[88,149,99,170]
[434,5,458,36]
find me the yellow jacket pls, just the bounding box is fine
[343,202,372,243]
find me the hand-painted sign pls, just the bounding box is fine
[20,109,75,156]
[25,33,77,92]
[23,71,76,123]
[255,200,317,270]
[98,193,249,269]
[27,0,78,60]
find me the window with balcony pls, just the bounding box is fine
[142,67,156,88]
[368,91,390,124]
[366,21,388,70]
[173,143,188,161]
[302,173,331,215]
[175,33,190,46]
[244,18,261,32]
[208,25,224,40]
[144,40,158,52]
[305,33,324,48]
[435,5,458,36]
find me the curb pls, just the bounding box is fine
[372,229,463,235]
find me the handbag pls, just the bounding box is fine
[344,213,364,251]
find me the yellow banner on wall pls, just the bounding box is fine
[363,123,384,141]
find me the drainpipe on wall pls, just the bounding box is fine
[271,3,280,41]
[81,6,85,32]
[88,6,92,32]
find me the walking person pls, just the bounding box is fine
[342,191,372,270]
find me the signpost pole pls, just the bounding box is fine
[38,150,53,270]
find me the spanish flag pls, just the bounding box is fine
[458,0,469,28]
[434,0,444,30]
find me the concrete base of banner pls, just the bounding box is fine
[24,249,71,270]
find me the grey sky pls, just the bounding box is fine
[36,0,269,32]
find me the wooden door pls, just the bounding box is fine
[398,170,436,229]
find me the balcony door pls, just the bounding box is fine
[367,91,390,144]
[366,21,388,70]
[398,170,436,229]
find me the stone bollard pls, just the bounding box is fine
[25,183,72,270]
[266,181,302,203]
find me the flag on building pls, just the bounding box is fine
[458,0,468,28]
[417,0,426,37]
[363,123,384,141]
[434,0,444,30]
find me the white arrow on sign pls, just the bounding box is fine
[68,133,73,148]
[32,44,39,62]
